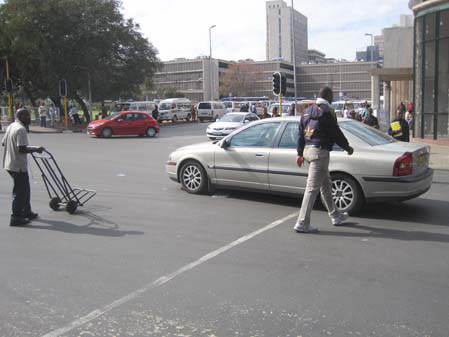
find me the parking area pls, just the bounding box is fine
[1,122,449,337]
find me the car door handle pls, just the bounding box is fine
[255,153,264,157]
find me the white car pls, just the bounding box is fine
[206,112,259,140]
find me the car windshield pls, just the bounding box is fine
[199,102,212,109]
[219,114,245,122]
[333,103,344,110]
[339,120,396,146]
[159,103,171,110]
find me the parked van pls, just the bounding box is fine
[196,101,227,122]
[158,98,193,122]
[223,101,242,113]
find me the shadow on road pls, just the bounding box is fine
[26,210,144,237]
[317,223,449,243]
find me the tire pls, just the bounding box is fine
[172,115,178,123]
[199,118,204,123]
[186,113,191,122]
[146,127,157,138]
[49,197,61,211]
[180,160,208,194]
[330,173,364,214]
[101,127,112,138]
[65,200,78,214]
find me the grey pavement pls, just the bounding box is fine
[0,122,448,337]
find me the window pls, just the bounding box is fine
[124,113,136,121]
[230,122,281,148]
[135,113,147,120]
[278,122,299,149]
[198,102,211,109]
[339,121,395,146]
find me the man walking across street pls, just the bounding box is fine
[295,87,354,233]
[2,108,45,226]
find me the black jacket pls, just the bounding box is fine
[388,118,409,142]
[364,115,379,129]
[297,103,351,156]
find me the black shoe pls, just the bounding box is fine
[25,212,38,220]
[10,217,30,226]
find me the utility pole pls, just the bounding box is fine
[290,0,298,114]
[5,57,14,121]
[209,25,216,101]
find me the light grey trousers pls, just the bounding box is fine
[297,146,339,226]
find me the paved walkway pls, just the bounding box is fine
[412,137,449,171]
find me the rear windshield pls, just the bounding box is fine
[198,102,211,109]
[339,120,396,146]
[159,103,171,110]
[220,114,245,122]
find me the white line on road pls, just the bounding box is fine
[41,212,298,337]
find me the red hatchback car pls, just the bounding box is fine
[87,111,160,138]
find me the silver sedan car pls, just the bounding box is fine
[166,117,433,214]
[206,112,259,140]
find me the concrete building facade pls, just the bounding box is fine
[307,49,326,64]
[266,0,308,65]
[411,0,449,140]
[296,62,374,100]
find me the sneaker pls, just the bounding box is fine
[294,223,318,233]
[332,212,349,226]
[10,217,30,227]
[25,212,38,220]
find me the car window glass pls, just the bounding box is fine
[199,102,211,109]
[124,113,135,121]
[230,122,281,148]
[135,113,146,120]
[339,120,395,146]
[278,122,299,149]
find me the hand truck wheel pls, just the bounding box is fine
[49,197,61,211]
[65,200,78,214]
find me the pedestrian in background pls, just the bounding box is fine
[101,102,108,119]
[38,102,48,128]
[70,105,81,125]
[191,104,196,122]
[152,104,159,121]
[2,108,45,226]
[271,106,279,118]
[49,105,56,127]
[398,101,407,115]
[295,86,354,233]
[388,110,410,142]
[289,103,296,116]
[261,106,270,119]
[363,108,379,129]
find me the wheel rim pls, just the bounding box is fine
[103,129,111,137]
[332,179,354,210]
[182,165,202,191]
[147,128,156,137]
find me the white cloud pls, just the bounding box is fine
[121,0,413,62]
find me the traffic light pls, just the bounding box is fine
[280,75,287,96]
[59,79,67,97]
[4,78,13,92]
[272,72,281,95]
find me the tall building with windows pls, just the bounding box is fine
[266,0,308,65]
[410,0,449,140]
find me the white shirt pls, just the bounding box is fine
[2,121,29,172]
[39,105,48,117]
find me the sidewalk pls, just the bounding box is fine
[412,137,449,170]
[0,125,64,134]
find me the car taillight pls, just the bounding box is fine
[393,152,413,176]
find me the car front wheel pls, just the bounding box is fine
[180,160,208,194]
[330,173,364,214]
[101,128,112,138]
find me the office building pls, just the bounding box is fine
[296,62,374,100]
[307,49,326,64]
[266,0,308,65]
[410,0,449,140]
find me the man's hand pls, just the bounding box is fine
[296,156,305,167]
[347,146,354,155]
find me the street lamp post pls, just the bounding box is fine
[209,25,216,101]
[365,33,374,67]
[290,0,298,113]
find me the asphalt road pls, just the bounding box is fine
[1,121,448,337]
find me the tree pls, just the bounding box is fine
[220,63,257,98]
[0,0,161,121]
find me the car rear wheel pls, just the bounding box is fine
[146,127,157,138]
[199,118,204,123]
[172,115,178,123]
[330,173,364,214]
[186,113,191,122]
[180,160,208,194]
[101,128,112,138]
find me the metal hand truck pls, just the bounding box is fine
[31,150,96,214]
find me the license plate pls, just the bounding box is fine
[418,153,426,165]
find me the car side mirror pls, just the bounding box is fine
[244,119,249,123]
[221,138,231,149]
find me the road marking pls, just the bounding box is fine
[41,212,298,337]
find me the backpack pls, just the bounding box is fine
[303,105,323,141]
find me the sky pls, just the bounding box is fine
[121,0,413,62]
